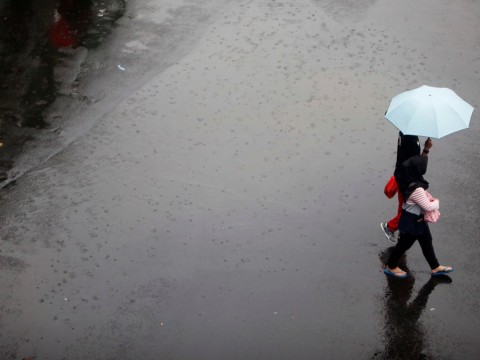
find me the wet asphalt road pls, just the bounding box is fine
[1,0,480,359]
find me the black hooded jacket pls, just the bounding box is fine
[396,155,429,201]
[393,132,421,178]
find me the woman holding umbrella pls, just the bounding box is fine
[381,85,474,277]
[380,132,432,243]
[383,155,453,278]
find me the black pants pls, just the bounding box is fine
[387,224,440,270]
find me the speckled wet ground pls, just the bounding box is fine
[1,0,479,359]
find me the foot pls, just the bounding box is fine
[380,222,396,243]
[431,266,454,277]
[384,266,407,278]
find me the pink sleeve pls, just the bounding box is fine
[409,188,440,211]
[424,191,434,201]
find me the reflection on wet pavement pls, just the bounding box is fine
[374,249,453,359]
[0,0,478,357]
[0,0,125,181]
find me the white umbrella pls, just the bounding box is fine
[385,85,474,139]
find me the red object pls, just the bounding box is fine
[387,191,404,232]
[49,16,76,48]
[384,176,402,233]
[384,176,398,199]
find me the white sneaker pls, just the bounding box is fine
[381,222,396,243]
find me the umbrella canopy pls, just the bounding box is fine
[385,85,474,139]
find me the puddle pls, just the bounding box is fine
[0,0,125,182]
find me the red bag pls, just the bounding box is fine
[384,176,398,199]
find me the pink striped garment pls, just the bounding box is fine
[406,187,440,211]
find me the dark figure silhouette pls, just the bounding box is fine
[0,0,125,183]
[373,250,452,360]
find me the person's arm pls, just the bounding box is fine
[409,187,439,211]
[421,137,432,157]
[424,191,435,201]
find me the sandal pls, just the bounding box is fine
[431,266,454,277]
[384,267,407,279]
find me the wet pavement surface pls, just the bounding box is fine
[0,0,125,183]
[1,0,480,359]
